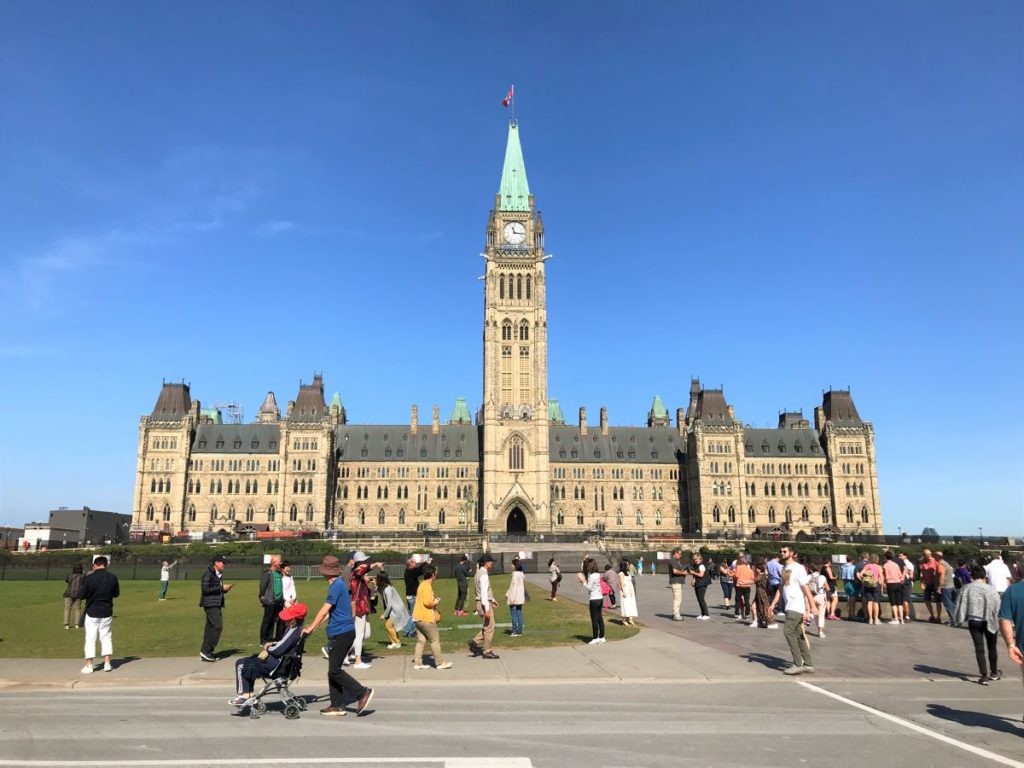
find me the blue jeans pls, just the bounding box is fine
[509,604,523,634]
[404,596,417,636]
[938,588,956,621]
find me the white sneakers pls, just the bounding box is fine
[352,662,372,670]
[436,662,453,670]
[697,615,710,621]
[587,637,607,645]
[103,662,113,672]
[413,664,430,670]
[386,642,402,649]
[81,662,112,673]
[767,623,779,629]
[80,665,93,674]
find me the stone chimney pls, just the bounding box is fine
[814,406,824,433]
[410,405,419,435]
[286,400,295,417]
[579,406,587,436]
[727,405,735,421]
[431,405,440,434]
[600,407,608,436]
[676,408,685,437]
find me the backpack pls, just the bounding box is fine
[808,575,819,595]
[861,568,877,588]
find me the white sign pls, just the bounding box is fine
[411,553,431,564]
[263,553,273,565]
[517,550,533,560]
[656,551,671,560]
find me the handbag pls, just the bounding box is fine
[433,609,442,623]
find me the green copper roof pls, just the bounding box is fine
[650,395,668,419]
[547,399,564,425]
[330,392,343,410]
[498,121,531,211]
[450,397,472,424]
[200,407,223,425]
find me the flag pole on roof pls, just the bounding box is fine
[502,83,515,122]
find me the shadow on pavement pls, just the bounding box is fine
[111,656,141,668]
[742,653,789,671]
[217,648,244,660]
[914,664,969,680]
[927,704,1024,737]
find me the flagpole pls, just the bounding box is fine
[512,83,516,124]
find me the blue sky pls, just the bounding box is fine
[1,2,1021,535]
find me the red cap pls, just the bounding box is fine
[278,602,308,622]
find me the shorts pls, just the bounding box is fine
[887,584,904,605]
[863,586,880,602]
[922,584,938,602]
[843,581,857,598]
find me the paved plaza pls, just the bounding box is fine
[0,573,1021,767]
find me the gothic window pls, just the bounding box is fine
[860,506,869,524]
[358,509,366,525]
[187,479,193,494]
[556,509,565,525]
[245,480,251,494]
[293,480,299,494]
[615,510,624,526]
[635,511,643,526]
[508,435,524,471]
[519,320,529,341]
[378,509,386,526]
[859,482,865,496]
[502,320,512,341]
[398,509,406,525]
[655,509,663,526]
[245,505,254,523]
[821,507,829,524]
[145,503,155,521]
[525,275,532,299]
[438,509,446,525]
[227,505,236,521]
[801,506,809,521]
[267,504,276,522]
[764,482,769,496]
[768,506,776,524]
[784,506,793,524]
[502,345,512,357]
[747,506,756,524]
[845,506,854,524]
[211,504,218,521]
[577,511,585,525]
[728,505,735,523]
[499,275,505,299]
[712,505,721,523]
[305,504,313,522]
[253,479,259,494]
[188,504,196,523]
[289,504,298,522]
[516,275,523,299]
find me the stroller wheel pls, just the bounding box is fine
[284,704,301,720]
[250,700,267,718]
[296,698,308,711]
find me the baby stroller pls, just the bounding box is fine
[244,635,309,720]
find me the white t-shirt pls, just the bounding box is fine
[985,559,1012,593]
[782,562,810,613]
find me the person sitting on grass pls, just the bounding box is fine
[229,602,307,706]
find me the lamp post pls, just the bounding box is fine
[897,525,902,541]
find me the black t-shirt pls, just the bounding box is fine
[82,569,120,618]
[404,563,425,597]
[669,557,686,585]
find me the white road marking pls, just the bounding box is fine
[797,681,1024,768]
[0,761,530,768]
[0,761,531,768]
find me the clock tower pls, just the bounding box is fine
[481,120,550,533]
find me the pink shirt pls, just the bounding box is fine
[883,560,902,584]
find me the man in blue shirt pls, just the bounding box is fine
[766,555,785,617]
[840,555,857,620]
[303,555,374,718]
[998,580,1024,720]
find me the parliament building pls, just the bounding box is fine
[131,122,882,540]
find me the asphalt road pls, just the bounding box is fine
[1,679,1021,768]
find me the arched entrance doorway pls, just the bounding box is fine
[506,507,528,533]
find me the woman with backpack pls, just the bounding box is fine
[857,553,884,625]
[376,572,408,649]
[64,564,85,629]
[688,553,711,620]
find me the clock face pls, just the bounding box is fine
[503,221,527,244]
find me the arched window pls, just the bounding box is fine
[252,479,259,494]
[158,479,164,493]
[211,504,218,521]
[146,503,155,521]
[398,509,406,525]
[438,509,446,525]
[196,479,202,494]
[508,435,524,471]
[800,506,809,521]
[162,503,170,521]
[655,509,663,526]
[502,319,512,340]
[245,504,254,522]
[519,320,529,341]
[378,509,386,526]
[768,506,776,524]
[785,506,793,524]
[728,506,736,523]
[305,504,313,522]
[289,504,298,522]
[859,482,865,496]
[293,480,299,494]
[358,509,366,525]
[188,479,194,494]
[227,505,236,521]
[845,505,854,524]
[615,510,624,526]
[187,504,196,523]
[747,506,756,524]
[267,504,276,522]
[556,509,565,525]
[516,275,523,299]
[712,505,721,523]
[576,511,584,525]
[821,506,829,524]
[860,506,869,523]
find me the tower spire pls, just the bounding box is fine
[498,121,531,211]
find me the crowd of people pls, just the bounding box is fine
[60,544,1024,720]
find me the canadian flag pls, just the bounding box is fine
[502,84,514,107]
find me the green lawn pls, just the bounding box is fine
[1,576,637,658]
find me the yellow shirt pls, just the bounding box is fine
[413,580,437,623]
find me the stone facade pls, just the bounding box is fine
[130,122,883,539]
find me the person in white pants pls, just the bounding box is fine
[80,556,120,674]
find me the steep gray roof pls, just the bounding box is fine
[742,428,823,458]
[822,390,863,426]
[693,389,733,426]
[335,424,481,462]
[193,424,282,454]
[151,383,191,420]
[549,426,684,464]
